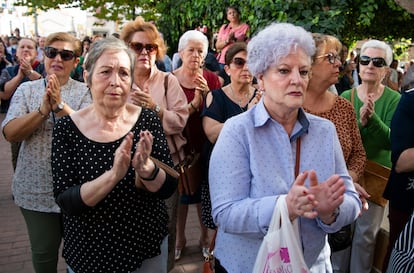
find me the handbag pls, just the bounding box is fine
[203,229,218,273]
[178,150,202,195]
[164,72,202,196]
[360,160,390,207]
[252,195,310,273]
[328,224,353,252]
[171,128,202,196]
[350,88,390,207]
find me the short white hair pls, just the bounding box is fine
[360,39,393,66]
[178,30,208,58]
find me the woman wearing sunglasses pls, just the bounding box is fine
[172,30,221,261]
[303,33,368,273]
[341,39,401,273]
[120,16,188,271]
[1,32,92,273]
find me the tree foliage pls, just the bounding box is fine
[154,0,414,54]
[14,0,414,54]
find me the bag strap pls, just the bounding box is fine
[295,137,301,177]
[351,87,355,106]
[170,136,184,164]
[150,156,179,179]
[163,72,186,164]
[164,73,169,96]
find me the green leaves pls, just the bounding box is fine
[14,0,414,53]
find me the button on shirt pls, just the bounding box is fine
[209,99,361,273]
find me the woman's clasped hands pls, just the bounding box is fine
[286,170,345,224]
[360,93,375,127]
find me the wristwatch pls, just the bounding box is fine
[54,101,65,113]
[154,104,161,114]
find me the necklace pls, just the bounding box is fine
[229,85,250,109]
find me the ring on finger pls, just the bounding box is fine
[141,102,147,107]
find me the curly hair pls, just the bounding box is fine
[247,23,315,77]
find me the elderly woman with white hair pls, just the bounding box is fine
[341,40,401,273]
[172,29,221,260]
[208,22,361,273]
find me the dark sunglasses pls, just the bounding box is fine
[129,42,158,54]
[359,55,387,67]
[315,53,341,64]
[231,57,247,68]
[44,46,75,61]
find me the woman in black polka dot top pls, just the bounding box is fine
[51,37,177,273]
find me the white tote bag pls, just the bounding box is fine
[252,195,310,273]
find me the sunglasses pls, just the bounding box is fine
[231,57,247,68]
[129,42,158,54]
[315,53,341,64]
[44,46,75,61]
[359,55,387,68]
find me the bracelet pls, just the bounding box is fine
[190,102,198,112]
[37,107,48,119]
[140,163,160,181]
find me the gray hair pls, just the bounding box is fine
[84,37,136,87]
[360,39,393,66]
[247,23,315,77]
[178,30,208,58]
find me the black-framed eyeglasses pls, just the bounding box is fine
[44,46,75,61]
[129,42,158,54]
[231,57,246,68]
[315,53,341,64]
[359,55,387,68]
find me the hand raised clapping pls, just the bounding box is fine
[286,170,345,224]
[360,93,375,127]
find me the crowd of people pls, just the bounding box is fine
[0,5,413,273]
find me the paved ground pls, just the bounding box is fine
[0,113,210,273]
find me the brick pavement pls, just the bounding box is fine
[0,113,209,273]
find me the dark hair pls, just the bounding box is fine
[225,42,247,65]
[227,5,240,15]
[82,36,92,44]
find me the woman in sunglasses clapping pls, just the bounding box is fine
[341,40,401,273]
[121,16,189,272]
[1,32,92,273]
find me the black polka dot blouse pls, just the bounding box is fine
[51,108,177,273]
